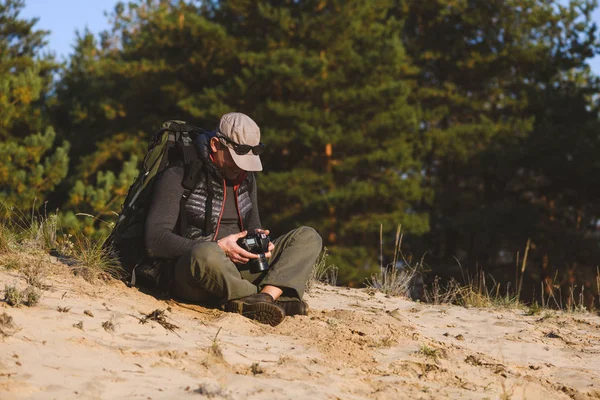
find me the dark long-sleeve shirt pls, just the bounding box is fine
[144,165,261,260]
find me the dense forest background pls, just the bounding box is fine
[2,0,600,305]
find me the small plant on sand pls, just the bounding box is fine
[373,335,396,348]
[138,309,179,333]
[425,276,461,305]
[20,259,47,289]
[306,248,338,293]
[418,344,441,362]
[525,301,543,316]
[4,284,23,306]
[207,327,224,361]
[0,312,20,338]
[0,202,67,257]
[22,286,41,306]
[70,234,122,282]
[366,224,423,297]
[0,222,13,254]
[250,362,264,375]
[456,267,521,309]
[194,382,229,398]
[102,319,115,332]
[1,202,60,252]
[3,284,40,307]
[425,258,521,310]
[565,284,587,313]
[28,209,60,251]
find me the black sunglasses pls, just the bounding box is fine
[217,134,265,155]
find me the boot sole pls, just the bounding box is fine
[276,300,309,316]
[224,301,285,326]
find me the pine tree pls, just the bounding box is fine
[0,0,69,212]
[395,0,600,286]
[209,0,431,282]
[52,1,236,232]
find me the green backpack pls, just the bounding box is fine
[104,120,206,289]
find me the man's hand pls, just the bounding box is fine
[217,231,259,264]
[255,228,275,256]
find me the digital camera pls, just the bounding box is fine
[237,232,271,273]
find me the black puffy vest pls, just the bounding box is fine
[183,132,254,240]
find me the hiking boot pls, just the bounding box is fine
[276,299,309,316]
[223,293,285,326]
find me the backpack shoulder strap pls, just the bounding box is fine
[178,164,207,238]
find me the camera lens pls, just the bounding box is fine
[250,253,269,274]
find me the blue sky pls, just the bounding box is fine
[21,0,600,74]
[21,0,115,62]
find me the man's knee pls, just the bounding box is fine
[295,226,322,249]
[189,242,226,277]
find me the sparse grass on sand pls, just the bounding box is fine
[138,309,179,333]
[0,312,20,338]
[366,227,598,314]
[202,327,226,367]
[0,223,13,254]
[306,247,338,293]
[102,319,115,333]
[0,202,123,285]
[3,284,40,307]
[4,284,22,306]
[68,234,122,282]
[418,344,442,362]
[209,327,224,360]
[366,224,423,298]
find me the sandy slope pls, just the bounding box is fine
[1,255,600,400]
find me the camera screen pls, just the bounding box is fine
[246,238,256,245]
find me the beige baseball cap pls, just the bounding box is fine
[217,112,263,172]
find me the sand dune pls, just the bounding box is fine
[1,255,600,400]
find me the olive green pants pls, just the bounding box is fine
[172,226,322,304]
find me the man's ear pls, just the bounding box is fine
[209,137,220,152]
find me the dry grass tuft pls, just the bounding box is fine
[27,210,60,252]
[366,224,423,298]
[0,223,13,254]
[3,284,40,307]
[425,263,521,310]
[418,344,442,362]
[194,382,229,398]
[208,327,224,360]
[138,309,179,333]
[367,264,419,297]
[20,259,48,289]
[306,247,338,293]
[4,284,23,306]
[0,202,61,253]
[22,286,41,306]
[57,306,71,313]
[102,319,115,333]
[250,362,264,375]
[73,321,84,330]
[70,234,123,282]
[526,302,542,316]
[0,312,20,338]
[373,335,396,348]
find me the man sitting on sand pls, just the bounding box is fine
[144,112,322,326]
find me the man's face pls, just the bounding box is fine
[210,137,243,180]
